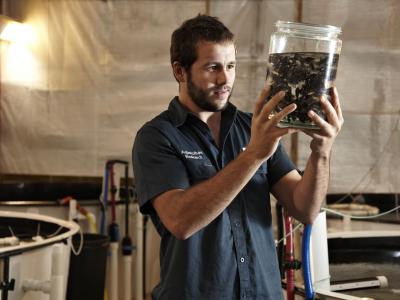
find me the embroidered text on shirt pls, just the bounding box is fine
[181,150,204,160]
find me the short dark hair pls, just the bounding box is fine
[170,14,234,71]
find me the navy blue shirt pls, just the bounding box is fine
[133,97,296,300]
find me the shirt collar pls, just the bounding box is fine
[168,97,189,127]
[168,96,238,127]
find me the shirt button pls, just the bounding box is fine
[235,221,240,227]
[240,257,245,263]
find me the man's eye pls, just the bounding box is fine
[228,64,236,70]
[207,65,217,71]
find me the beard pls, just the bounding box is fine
[187,71,233,112]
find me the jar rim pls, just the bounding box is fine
[275,20,342,35]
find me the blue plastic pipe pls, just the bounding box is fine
[100,164,109,235]
[302,224,315,300]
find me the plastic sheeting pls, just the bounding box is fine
[0,0,399,194]
[297,0,400,195]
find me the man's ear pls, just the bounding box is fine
[172,62,187,82]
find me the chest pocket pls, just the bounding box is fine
[186,159,217,183]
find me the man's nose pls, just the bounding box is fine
[216,69,228,85]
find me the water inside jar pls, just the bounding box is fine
[267,52,339,129]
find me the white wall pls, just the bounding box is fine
[1,0,399,192]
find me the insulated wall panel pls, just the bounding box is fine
[299,0,400,193]
[0,0,399,194]
[0,0,205,176]
[211,0,400,193]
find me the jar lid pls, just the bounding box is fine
[275,20,342,36]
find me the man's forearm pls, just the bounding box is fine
[293,152,330,223]
[153,148,263,239]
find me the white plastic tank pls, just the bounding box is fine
[0,211,79,300]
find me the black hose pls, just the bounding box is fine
[121,163,133,256]
[125,164,129,237]
[143,215,149,299]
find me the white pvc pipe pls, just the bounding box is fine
[50,244,64,300]
[0,211,79,255]
[292,283,377,300]
[22,278,51,294]
[0,236,19,246]
[123,255,132,300]
[314,288,376,300]
[310,211,330,290]
[69,199,77,221]
[136,205,144,300]
[22,245,65,300]
[110,242,119,300]
[50,276,64,300]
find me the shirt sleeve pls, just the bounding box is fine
[267,143,298,187]
[132,125,190,215]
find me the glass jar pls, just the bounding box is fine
[267,21,342,129]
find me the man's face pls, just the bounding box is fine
[185,41,236,112]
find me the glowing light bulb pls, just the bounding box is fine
[0,21,35,45]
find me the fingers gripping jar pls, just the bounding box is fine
[267,21,342,129]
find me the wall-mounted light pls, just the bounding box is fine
[0,15,35,45]
[0,14,40,87]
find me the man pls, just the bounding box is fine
[133,14,343,300]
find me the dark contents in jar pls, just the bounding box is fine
[267,52,339,128]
